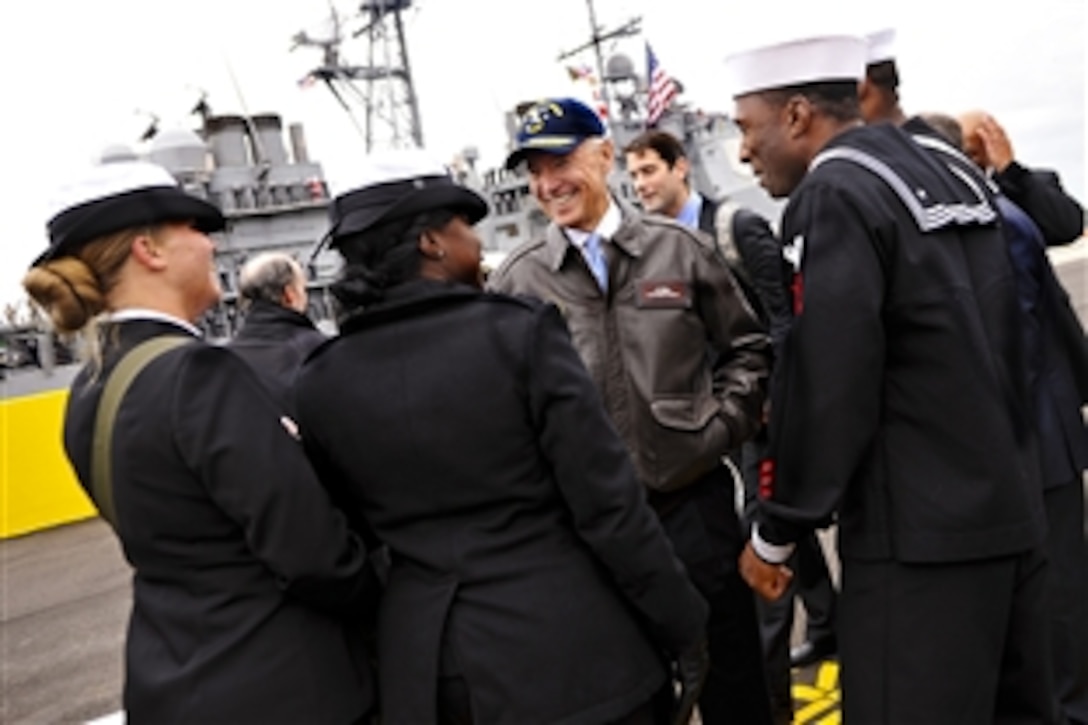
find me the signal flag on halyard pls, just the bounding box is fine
[566,64,608,119]
[646,43,678,126]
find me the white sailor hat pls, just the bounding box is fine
[325,148,487,249]
[36,159,225,267]
[866,28,897,65]
[722,34,868,98]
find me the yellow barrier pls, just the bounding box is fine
[1,390,97,538]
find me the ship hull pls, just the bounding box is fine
[1,365,97,538]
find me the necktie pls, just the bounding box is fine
[583,233,608,292]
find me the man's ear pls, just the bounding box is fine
[784,96,813,139]
[675,156,691,182]
[857,78,873,105]
[281,282,297,308]
[596,138,615,169]
[128,231,166,271]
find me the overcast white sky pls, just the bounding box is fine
[0,0,1084,307]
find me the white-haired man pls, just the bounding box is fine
[228,251,326,414]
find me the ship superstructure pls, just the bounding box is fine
[102,111,341,339]
[292,0,784,272]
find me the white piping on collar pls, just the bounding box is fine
[106,308,203,337]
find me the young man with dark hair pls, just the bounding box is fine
[622,129,790,344]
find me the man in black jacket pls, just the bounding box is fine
[958,110,1085,247]
[727,34,1055,722]
[228,251,327,414]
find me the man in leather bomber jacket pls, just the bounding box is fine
[489,96,774,725]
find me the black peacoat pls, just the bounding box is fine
[64,317,375,724]
[295,280,708,725]
[227,299,328,415]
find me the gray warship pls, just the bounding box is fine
[1,0,779,384]
[290,0,783,276]
[0,110,338,399]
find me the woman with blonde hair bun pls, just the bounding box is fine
[23,160,377,724]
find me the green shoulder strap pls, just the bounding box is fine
[91,335,191,529]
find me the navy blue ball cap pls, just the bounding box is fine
[34,160,225,268]
[503,97,606,170]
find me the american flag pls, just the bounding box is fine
[646,43,678,126]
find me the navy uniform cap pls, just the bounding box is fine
[503,97,606,170]
[322,148,488,252]
[34,160,225,268]
[722,35,867,98]
[866,28,897,65]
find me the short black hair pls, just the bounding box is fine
[330,208,458,312]
[762,80,860,123]
[623,129,687,167]
[866,60,900,92]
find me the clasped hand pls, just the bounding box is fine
[738,541,793,602]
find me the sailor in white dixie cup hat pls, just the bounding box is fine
[22,159,377,723]
[728,31,1057,725]
[858,27,907,125]
[722,34,867,101]
[865,27,897,65]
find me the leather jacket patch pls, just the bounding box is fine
[636,279,692,308]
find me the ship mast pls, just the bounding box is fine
[556,0,642,120]
[293,0,424,152]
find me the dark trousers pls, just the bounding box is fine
[1043,479,1088,724]
[754,530,837,724]
[437,677,672,725]
[652,464,774,725]
[840,548,1058,724]
[795,532,837,644]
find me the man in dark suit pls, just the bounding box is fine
[227,251,326,415]
[997,186,1088,725]
[958,110,1085,247]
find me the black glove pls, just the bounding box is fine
[671,637,709,725]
